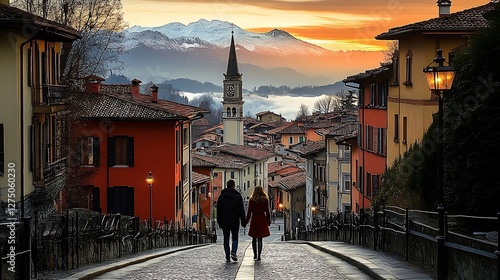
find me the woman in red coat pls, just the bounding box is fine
[245,186,271,261]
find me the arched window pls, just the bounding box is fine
[232,107,236,117]
[227,107,231,117]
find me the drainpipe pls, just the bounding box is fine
[20,34,37,218]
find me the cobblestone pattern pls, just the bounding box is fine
[254,243,347,280]
[107,244,243,280]
[96,242,355,280]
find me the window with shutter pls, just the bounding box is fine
[108,136,134,167]
[358,166,363,194]
[392,53,399,84]
[372,175,380,196]
[372,126,378,153]
[107,186,134,216]
[365,125,369,150]
[80,137,100,166]
[394,114,399,142]
[370,84,376,106]
[402,116,408,144]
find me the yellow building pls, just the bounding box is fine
[255,111,283,123]
[324,122,357,214]
[278,121,307,148]
[0,2,80,213]
[376,1,495,165]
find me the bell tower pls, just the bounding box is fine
[222,32,244,145]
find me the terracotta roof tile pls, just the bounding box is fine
[343,65,392,83]
[268,161,291,173]
[376,3,495,40]
[207,143,275,161]
[266,121,293,135]
[291,140,325,156]
[192,171,210,184]
[74,90,207,120]
[193,118,210,126]
[325,122,358,142]
[279,171,306,191]
[278,121,307,134]
[192,153,250,169]
[255,110,280,116]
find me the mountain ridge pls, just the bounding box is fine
[118,19,384,89]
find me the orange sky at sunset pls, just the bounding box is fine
[121,0,489,52]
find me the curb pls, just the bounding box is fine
[63,244,211,280]
[288,240,385,280]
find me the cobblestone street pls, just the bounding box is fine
[94,241,370,280]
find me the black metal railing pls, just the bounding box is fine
[43,157,66,184]
[1,209,216,279]
[37,84,69,105]
[291,208,499,280]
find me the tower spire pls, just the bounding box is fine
[226,31,240,76]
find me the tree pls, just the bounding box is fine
[13,0,127,80]
[295,103,309,120]
[313,95,340,114]
[340,90,358,110]
[442,2,500,217]
[188,93,221,125]
[383,41,399,63]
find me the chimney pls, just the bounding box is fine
[85,75,104,93]
[130,78,141,98]
[150,84,158,103]
[437,0,451,17]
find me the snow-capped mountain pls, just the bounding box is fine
[124,19,324,56]
[119,19,384,89]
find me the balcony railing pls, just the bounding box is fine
[43,157,66,184]
[43,84,68,105]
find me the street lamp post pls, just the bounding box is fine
[146,172,154,249]
[423,49,456,280]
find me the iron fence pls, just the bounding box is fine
[291,207,499,280]
[0,208,215,279]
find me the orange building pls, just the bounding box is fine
[343,65,391,211]
[71,77,206,225]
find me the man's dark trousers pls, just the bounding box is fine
[222,223,240,260]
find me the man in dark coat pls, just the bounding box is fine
[217,179,246,262]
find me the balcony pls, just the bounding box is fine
[33,84,69,113]
[35,157,67,188]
